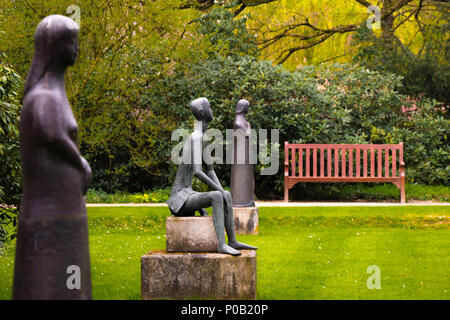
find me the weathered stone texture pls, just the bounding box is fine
[141,250,257,300]
[166,216,218,252]
[233,207,259,235]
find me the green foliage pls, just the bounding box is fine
[0,54,22,245]
[353,22,450,105]
[86,188,171,204]
[197,7,259,58]
[391,101,449,185]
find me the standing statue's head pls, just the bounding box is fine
[236,99,250,114]
[24,15,80,95]
[190,97,213,123]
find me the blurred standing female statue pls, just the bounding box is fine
[13,15,92,300]
[230,99,255,207]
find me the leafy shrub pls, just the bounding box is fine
[392,101,449,185]
[0,54,22,245]
[86,188,171,203]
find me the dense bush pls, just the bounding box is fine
[392,101,449,185]
[86,188,171,204]
[0,54,21,245]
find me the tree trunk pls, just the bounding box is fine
[381,0,396,41]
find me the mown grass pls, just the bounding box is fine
[0,206,449,299]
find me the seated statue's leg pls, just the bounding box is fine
[222,191,258,251]
[222,191,237,243]
[181,191,241,256]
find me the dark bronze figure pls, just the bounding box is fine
[167,98,257,256]
[13,15,92,299]
[230,99,255,207]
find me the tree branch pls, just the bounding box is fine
[415,0,424,20]
[354,0,374,7]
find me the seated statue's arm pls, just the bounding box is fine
[31,93,84,172]
[206,165,223,190]
[193,165,222,191]
[202,143,223,190]
[191,135,223,191]
[206,164,232,208]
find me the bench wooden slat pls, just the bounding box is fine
[363,148,367,178]
[370,148,375,177]
[385,149,389,177]
[327,148,332,177]
[377,149,381,178]
[299,148,303,177]
[291,147,296,177]
[306,148,310,177]
[320,148,325,177]
[392,149,397,177]
[356,148,360,177]
[334,148,339,177]
[349,149,353,177]
[313,148,317,177]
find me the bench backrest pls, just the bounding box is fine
[284,143,404,178]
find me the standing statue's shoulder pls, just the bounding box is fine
[234,119,251,135]
[190,131,203,141]
[24,88,59,111]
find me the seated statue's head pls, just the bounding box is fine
[25,15,80,94]
[236,99,250,114]
[190,97,213,122]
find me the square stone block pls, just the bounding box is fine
[233,207,259,235]
[141,250,256,300]
[166,216,218,252]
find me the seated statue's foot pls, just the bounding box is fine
[218,244,241,256]
[229,241,258,250]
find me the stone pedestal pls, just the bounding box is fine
[166,216,218,252]
[141,250,256,300]
[233,207,259,235]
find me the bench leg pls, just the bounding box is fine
[284,180,289,202]
[400,175,406,203]
[393,179,406,204]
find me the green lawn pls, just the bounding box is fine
[0,206,449,299]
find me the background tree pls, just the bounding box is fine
[239,0,449,103]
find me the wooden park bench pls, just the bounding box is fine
[284,142,406,203]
